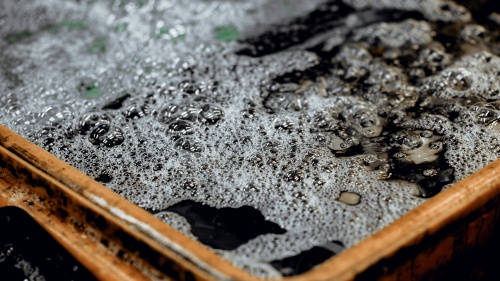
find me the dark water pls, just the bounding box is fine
[0,207,96,281]
[161,200,286,250]
[270,241,345,276]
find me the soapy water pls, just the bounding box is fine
[1,0,500,277]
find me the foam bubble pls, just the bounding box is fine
[1,0,500,278]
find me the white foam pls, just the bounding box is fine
[1,0,499,278]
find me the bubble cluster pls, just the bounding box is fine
[1,0,500,278]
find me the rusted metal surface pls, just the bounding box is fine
[2,123,500,280]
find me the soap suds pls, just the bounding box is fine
[1,0,500,277]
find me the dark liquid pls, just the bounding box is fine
[156,200,286,250]
[0,207,96,281]
[270,241,344,276]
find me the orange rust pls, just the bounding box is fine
[0,147,162,280]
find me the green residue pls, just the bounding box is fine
[158,27,170,36]
[89,36,107,54]
[136,0,144,8]
[214,25,239,41]
[156,28,186,43]
[4,31,34,44]
[84,85,102,99]
[114,23,128,32]
[172,33,186,43]
[52,21,87,33]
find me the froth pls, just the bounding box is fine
[1,0,500,278]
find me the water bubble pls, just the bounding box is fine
[39,105,74,127]
[313,177,325,186]
[413,43,450,74]
[89,123,110,144]
[199,104,224,125]
[179,81,200,95]
[159,105,180,123]
[179,107,201,122]
[101,128,125,147]
[490,144,500,154]
[123,104,149,119]
[77,113,111,135]
[474,107,498,126]
[419,131,433,138]
[153,164,163,171]
[168,120,194,135]
[422,169,438,177]
[459,24,488,45]
[429,142,443,150]
[243,183,260,193]
[377,164,392,180]
[175,138,203,153]
[444,69,473,91]
[311,109,339,132]
[322,162,338,173]
[283,170,304,182]
[292,191,307,203]
[0,94,22,116]
[89,124,125,147]
[182,179,198,190]
[398,133,422,149]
